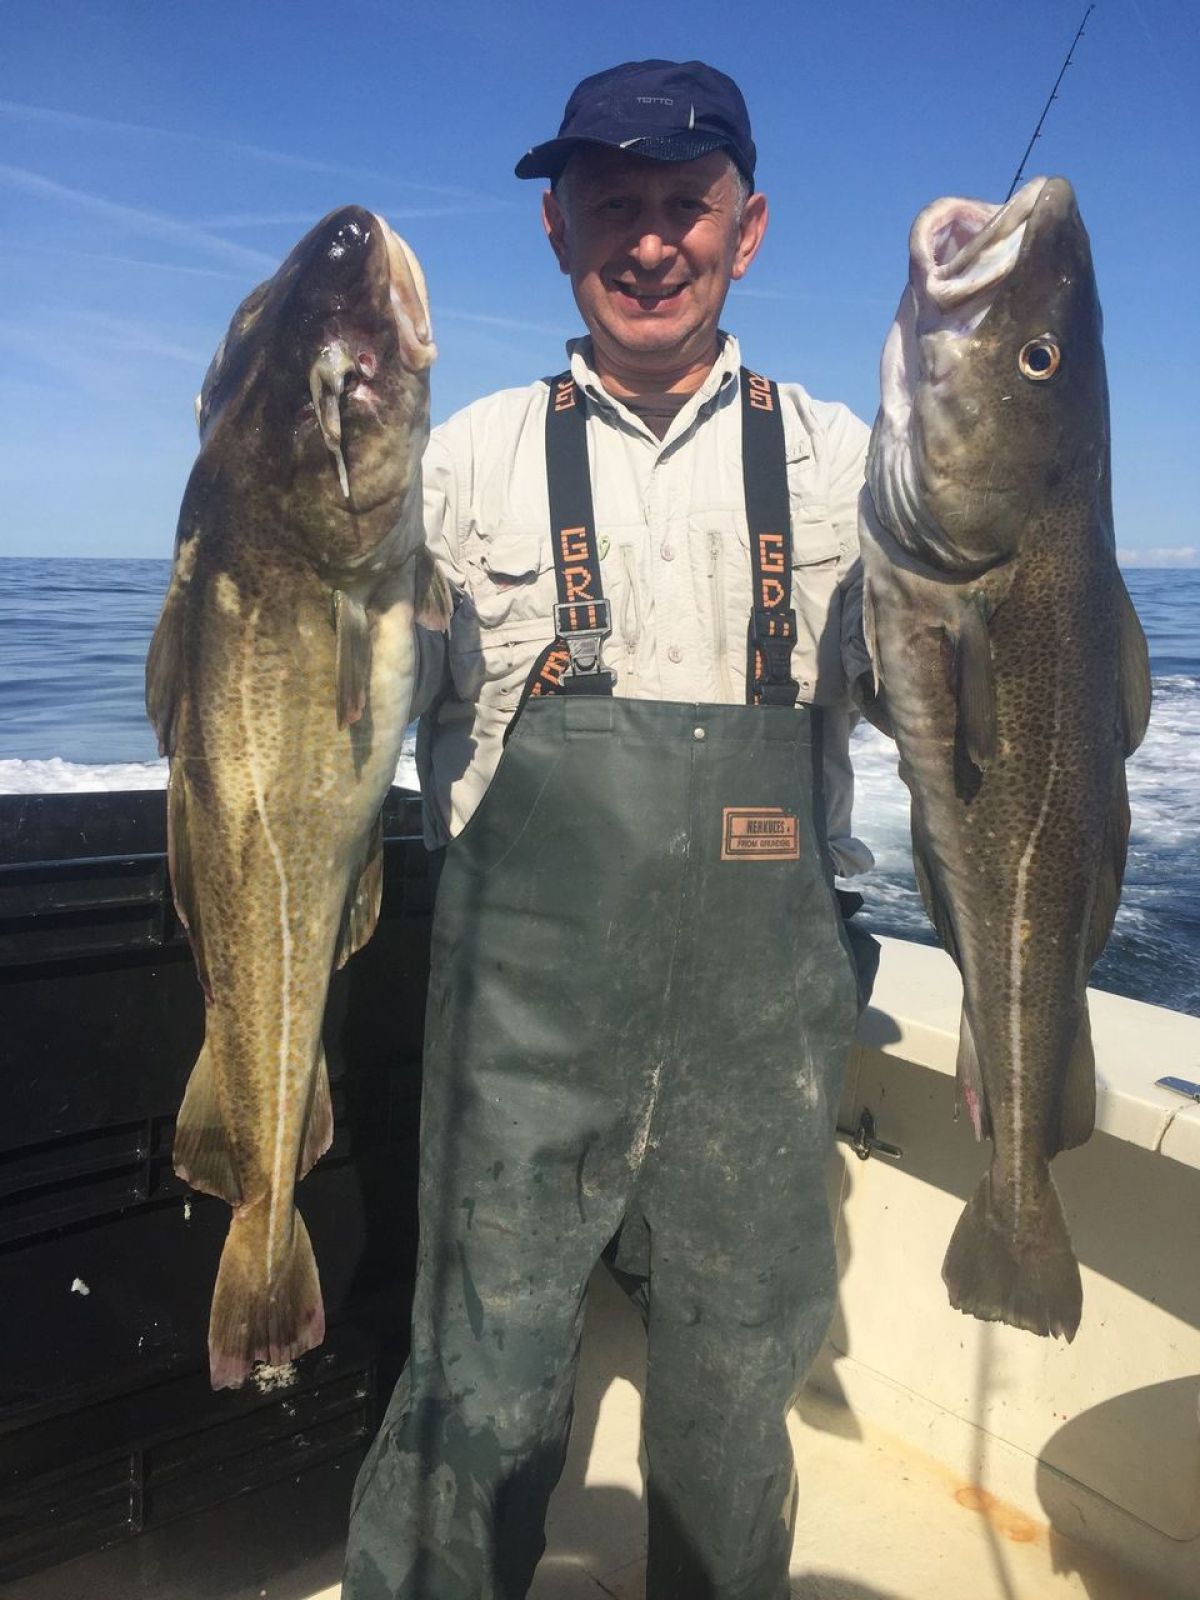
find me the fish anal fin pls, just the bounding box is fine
[334,812,384,969]
[1056,1003,1097,1153]
[1116,578,1152,756]
[174,1042,241,1204]
[168,767,211,999]
[414,546,452,630]
[146,576,186,755]
[300,1050,334,1178]
[333,588,372,728]
[942,1167,1081,1341]
[207,1201,325,1390]
[956,1006,992,1141]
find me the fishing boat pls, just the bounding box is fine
[1,784,1197,1600]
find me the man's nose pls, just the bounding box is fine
[631,225,670,270]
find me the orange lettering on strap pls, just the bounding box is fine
[747,371,774,411]
[761,577,785,608]
[554,380,576,411]
[559,526,589,562]
[563,565,594,603]
[758,531,785,574]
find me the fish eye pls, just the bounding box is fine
[1018,337,1061,381]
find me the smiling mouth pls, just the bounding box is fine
[611,279,688,308]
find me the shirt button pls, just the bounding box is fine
[668,645,682,664]
[660,544,675,561]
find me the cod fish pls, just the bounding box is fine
[860,177,1151,1340]
[146,207,449,1388]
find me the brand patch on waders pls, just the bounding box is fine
[721,806,800,860]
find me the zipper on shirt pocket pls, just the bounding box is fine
[707,530,734,701]
[619,543,642,690]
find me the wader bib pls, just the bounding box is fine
[345,373,861,1600]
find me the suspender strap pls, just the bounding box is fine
[510,374,614,735]
[740,368,799,708]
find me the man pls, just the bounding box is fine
[345,59,875,1600]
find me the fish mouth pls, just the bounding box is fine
[908,177,1060,323]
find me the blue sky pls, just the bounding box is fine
[0,0,1195,562]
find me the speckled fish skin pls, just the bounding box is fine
[860,178,1151,1340]
[145,207,447,1389]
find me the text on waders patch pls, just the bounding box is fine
[721,807,801,861]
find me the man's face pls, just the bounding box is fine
[542,147,767,384]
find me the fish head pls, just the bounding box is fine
[869,177,1107,574]
[196,206,435,566]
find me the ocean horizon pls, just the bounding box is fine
[2,555,1197,1017]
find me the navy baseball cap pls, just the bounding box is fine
[515,59,756,185]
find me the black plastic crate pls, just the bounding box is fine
[0,788,433,1585]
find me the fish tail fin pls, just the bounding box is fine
[942,1167,1081,1341]
[208,1201,325,1390]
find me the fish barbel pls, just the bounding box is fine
[860,177,1151,1340]
[146,207,448,1388]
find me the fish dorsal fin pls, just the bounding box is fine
[414,545,452,630]
[1116,578,1151,756]
[956,1005,993,1142]
[333,588,372,727]
[299,1049,334,1176]
[334,810,384,969]
[146,575,186,755]
[1057,1002,1097,1153]
[167,766,211,1000]
[1086,761,1131,970]
[911,822,961,966]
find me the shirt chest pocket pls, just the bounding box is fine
[467,527,555,630]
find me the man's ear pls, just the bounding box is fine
[731,192,769,282]
[542,188,571,275]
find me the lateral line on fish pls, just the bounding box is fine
[1008,671,1063,1231]
[240,610,292,1284]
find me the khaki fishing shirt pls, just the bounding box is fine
[415,331,875,877]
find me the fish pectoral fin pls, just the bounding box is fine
[956,1006,992,1141]
[168,767,211,999]
[174,1043,242,1204]
[1057,1003,1097,1152]
[1117,577,1152,756]
[334,812,384,968]
[946,598,996,771]
[414,545,453,630]
[300,1050,334,1177]
[333,588,372,728]
[146,574,186,755]
[911,825,961,966]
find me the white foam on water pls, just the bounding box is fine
[0,732,421,796]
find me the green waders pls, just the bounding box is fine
[344,692,860,1600]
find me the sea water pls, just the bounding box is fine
[2,556,1197,1016]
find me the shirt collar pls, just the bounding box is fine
[566,332,742,437]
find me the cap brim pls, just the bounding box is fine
[515,130,732,181]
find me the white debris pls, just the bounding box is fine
[70,1278,91,1297]
[183,1199,192,1221]
[252,1360,298,1394]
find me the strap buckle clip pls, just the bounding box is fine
[553,598,613,680]
[749,607,799,691]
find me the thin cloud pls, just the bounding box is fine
[0,98,511,207]
[0,163,276,272]
[731,283,894,309]
[1118,546,1198,569]
[21,245,249,282]
[196,204,494,229]
[437,307,573,339]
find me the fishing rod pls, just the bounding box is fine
[1005,3,1096,201]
